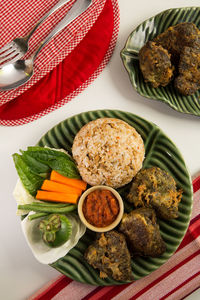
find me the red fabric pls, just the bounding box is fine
[193,176,200,193]
[0,0,113,121]
[35,276,73,300]
[160,271,200,300]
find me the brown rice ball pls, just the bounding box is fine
[72,118,145,188]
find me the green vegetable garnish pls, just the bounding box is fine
[12,146,80,196]
[12,153,44,196]
[39,214,72,248]
[20,151,50,177]
[25,147,80,178]
[18,202,77,214]
[28,212,49,221]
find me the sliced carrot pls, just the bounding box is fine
[36,190,79,204]
[41,180,82,196]
[50,170,87,191]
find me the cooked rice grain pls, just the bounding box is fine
[72,118,145,188]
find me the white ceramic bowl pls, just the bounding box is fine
[78,185,124,232]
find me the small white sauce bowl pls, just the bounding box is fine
[78,185,124,232]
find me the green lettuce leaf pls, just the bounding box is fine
[13,153,44,196]
[20,151,50,178]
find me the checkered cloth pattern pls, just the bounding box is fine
[0,0,107,105]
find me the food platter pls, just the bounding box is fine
[120,7,200,116]
[36,109,193,285]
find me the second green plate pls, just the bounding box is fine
[121,7,200,116]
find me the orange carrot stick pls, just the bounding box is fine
[41,180,82,196]
[50,170,87,191]
[36,190,79,204]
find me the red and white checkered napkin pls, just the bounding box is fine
[29,175,200,300]
[0,0,106,105]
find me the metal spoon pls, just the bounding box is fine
[0,0,72,67]
[0,0,92,91]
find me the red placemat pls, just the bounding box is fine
[29,175,200,300]
[0,0,119,126]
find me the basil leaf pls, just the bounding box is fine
[27,147,73,161]
[25,147,80,179]
[12,153,44,196]
[20,151,50,178]
[47,157,80,178]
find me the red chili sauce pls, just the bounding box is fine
[82,189,120,228]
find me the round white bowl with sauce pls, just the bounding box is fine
[78,185,124,233]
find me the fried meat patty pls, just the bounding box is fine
[84,231,134,281]
[127,167,182,220]
[119,208,166,257]
[139,41,174,88]
[174,46,200,95]
[153,22,200,65]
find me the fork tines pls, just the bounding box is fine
[0,42,22,67]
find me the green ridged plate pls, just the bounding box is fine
[37,110,193,285]
[121,7,200,116]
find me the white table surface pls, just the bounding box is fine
[0,0,200,299]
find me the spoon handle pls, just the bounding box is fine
[25,0,72,42]
[32,0,92,62]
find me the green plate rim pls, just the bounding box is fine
[36,109,193,285]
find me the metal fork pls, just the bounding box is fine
[0,0,72,67]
